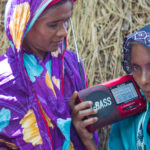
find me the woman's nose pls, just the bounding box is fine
[140,71,149,86]
[56,24,68,37]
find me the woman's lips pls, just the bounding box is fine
[53,41,62,44]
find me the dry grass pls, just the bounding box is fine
[68,0,150,86]
[0,0,8,55]
[1,0,150,150]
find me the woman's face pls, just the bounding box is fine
[23,1,72,60]
[131,43,150,102]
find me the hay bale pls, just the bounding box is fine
[0,0,8,55]
[68,0,150,86]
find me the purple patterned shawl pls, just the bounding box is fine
[0,0,90,149]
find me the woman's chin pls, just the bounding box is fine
[51,48,58,52]
[49,46,60,52]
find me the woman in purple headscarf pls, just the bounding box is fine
[0,0,99,149]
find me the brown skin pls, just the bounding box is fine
[131,43,150,102]
[23,1,72,60]
[23,1,98,149]
[70,92,98,150]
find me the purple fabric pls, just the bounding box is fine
[0,0,92,149]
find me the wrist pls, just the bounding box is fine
[83,139,98,150]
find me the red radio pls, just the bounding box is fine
[77,75,146,132]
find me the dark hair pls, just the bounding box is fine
[41,0,73,17]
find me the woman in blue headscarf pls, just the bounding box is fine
[0,0,99,149]
[108,24,150,150]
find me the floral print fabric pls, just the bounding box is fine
[0,108,11,132]
[0,0,89,149]
[20,109,43,146]
[9,2,30,51]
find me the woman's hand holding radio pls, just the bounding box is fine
[69,91,98,150]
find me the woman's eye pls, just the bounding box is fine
[48,23,57,28]
[132,65,140,72]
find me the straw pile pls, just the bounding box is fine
[1,0,150,150]
[0,0,8,55]
[69,0,150,86]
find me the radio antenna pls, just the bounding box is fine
[69,18,80,62]
[69,18,85,88]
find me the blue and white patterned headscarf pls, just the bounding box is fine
[122,24,150,74]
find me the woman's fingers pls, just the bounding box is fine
[69,91,98,149]
[70,91,94,112]
[82,117,98,127]
[69,91,78,110]
[74,101,92,111]
[71,101,93,117]
[77,108,98,120]
[76,116,98,130]
[70,91,98,120]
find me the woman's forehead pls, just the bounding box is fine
[39,1,73,19]
[131,43,150,63]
